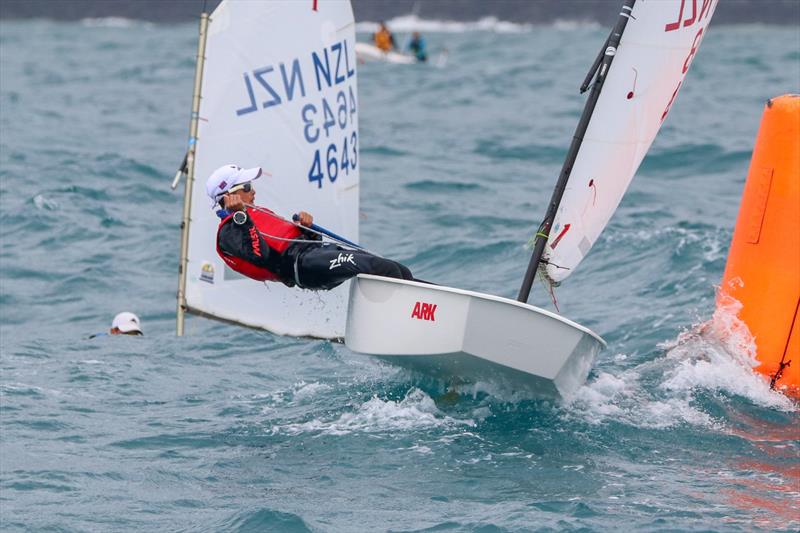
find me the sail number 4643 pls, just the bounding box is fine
[303,86,358,188]
[307,132,357,188]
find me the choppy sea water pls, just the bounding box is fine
[1,15,799,532]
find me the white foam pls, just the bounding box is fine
[359,15,603,33]
[0,382,44,394]
[568,368,718,429]
[291,381,332,402]
[271,388,475,436]
[80,17,152,29]
[453,379,553,404]
[552,19,602,31]
[609,225,729,264]
[707,280,757,365]
[660,316,794,411]
[567,299,796,428]
[33,194,59,211]
[471,406,493,421]
[356,15,533,34]
[661,288,792,411]
[0,383,62,397]
[243,380,332,407]
[408,444,433,455]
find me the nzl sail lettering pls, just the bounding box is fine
[235,40,355,116]
[233,39,359,191]
[235,60,306,116]
[411,302,437,322]
[302,40,358,189]
[664,0,715,32]
[660,0,716,121]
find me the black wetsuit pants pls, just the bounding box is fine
[292,243,414,291]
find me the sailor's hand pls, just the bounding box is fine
[296,211,313,226]
[224,194,246,212]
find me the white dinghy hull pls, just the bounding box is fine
[345,275,605,399]
[355,42,417,64]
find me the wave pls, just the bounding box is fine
[355,15,600,34]
[404,180,485,192]
[269,387,476,436]
[218,509,311,532]
[80,17,152,28]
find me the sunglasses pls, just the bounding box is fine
[227,182,253,194]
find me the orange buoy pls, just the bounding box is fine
[718,94,800,397]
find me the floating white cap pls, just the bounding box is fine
[205,164,263,207]
[112,312,142,334]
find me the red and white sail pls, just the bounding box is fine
[544,0,717,282]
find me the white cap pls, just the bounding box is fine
[205,164,263,207]
[112,312,142,334]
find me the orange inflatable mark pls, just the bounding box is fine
[718,94,800,397]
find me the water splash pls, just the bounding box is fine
[567,292,794,428]
[567,368,718,429]
[269,388,475,436]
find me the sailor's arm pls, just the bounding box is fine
[217,214,273,268]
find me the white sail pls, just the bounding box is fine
[184,0,359,338]
[544,0,717,282]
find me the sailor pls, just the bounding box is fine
[372,21,396,52]
[90,312,143,338]
[408,32,427,62]
[207,164,415,291]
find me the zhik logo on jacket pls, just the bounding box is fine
[329,253,356,270]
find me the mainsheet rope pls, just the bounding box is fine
[242,203,381,257]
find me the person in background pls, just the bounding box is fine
[90,312,143,338]
[408,31,428,62]
[372,21,396,52]
[207,164,415,291]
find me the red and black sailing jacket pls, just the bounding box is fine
[216,207,303,283]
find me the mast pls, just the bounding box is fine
[175,10,210,336]
[517,0,636,304]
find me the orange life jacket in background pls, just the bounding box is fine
[374,29,393,52]
[215,207,302,282]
